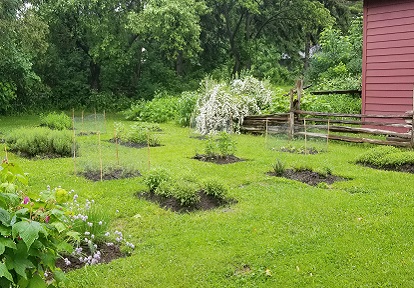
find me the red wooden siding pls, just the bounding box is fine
[363,0,414,126]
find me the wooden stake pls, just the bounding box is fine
[4,145,8,162]
[296,79,303,110]
[288,89,295,141]
[265,119,269,149]
[411,86,414,148]
[98,132,103,182]
[72,109,77,175]
[304,118,307,154]
[114,127,119,166]
[147,131,151,171]
[327,119,330,152]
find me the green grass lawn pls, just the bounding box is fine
[2,115,414,287]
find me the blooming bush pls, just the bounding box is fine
[195,76,272,134]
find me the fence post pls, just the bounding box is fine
[411,86,414,148]
[288,89,295,140]
[296,79,303,110]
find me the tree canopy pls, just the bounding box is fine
[0,0,362,113]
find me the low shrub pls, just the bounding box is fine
[380,151,414,167]
[176,91,199,127]
[124,92,178,123]
[40,112,72,130]
[355,146,400,167]
[170,180,200,207]
[143,168,171,193]
[114,122,160,146]
[203,179,228,200]
[5,127,77,157]
[203,132,237,158]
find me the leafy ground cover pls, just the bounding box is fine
[2,115,414,287]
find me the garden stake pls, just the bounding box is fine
[81,110,84,133]
[327,119,330,152]
[114,127,119,165]
[72,108,77,175]
[4,145,8,162]
[147,130,151,171]
[265,119,269,149]
[98,131,103,181]
[304,118,307,155]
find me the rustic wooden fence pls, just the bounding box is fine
[241,80,414,147]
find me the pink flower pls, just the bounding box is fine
[45,215,50,223]
[23,196,30,205]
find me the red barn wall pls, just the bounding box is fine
[363,0,414,119]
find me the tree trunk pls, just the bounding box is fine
[176,50,184,76]
[89,61,101,91]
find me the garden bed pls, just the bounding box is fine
[80,167,141,181]
[108,139,161,149]
[268,169,347,186]
[137,190,236,212]
[193,154,243,164]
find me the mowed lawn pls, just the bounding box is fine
[2,114,414,287]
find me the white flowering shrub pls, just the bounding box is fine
[195,76,273,134]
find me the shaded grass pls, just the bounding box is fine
[2,116,414,287]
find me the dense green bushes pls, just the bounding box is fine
[40,112,72,130]
[355,146,414,168]
[5,127,76,157]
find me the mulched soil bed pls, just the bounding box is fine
[80,168,141,181]
[193,154,243,164]
[108,139,161,149]
[137,190,236,213]
[268,169,347,186]
[56,243,125,272]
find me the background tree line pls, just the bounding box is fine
[0,0,362,113]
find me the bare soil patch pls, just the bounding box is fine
[137,190,236,213]
[193,154,243,165]
[80,168,141,181]
[268,169,347,186]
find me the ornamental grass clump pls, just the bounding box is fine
[5,127,77,158]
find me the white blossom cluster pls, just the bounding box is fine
[195,76,273,135]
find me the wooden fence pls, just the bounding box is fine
[241,80,414,147]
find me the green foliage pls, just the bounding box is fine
[40,112,72,130]
[0,162,75,287]
[124,92,179,123]
[203,179,228,200]
[307,17,363,91]
[171,180,200,207]
[355,146,401,167]
[271,159,286,176]
[5,127,77,157]
[114,122,160,146]
[356,146,414,168]
[143,169,171,193]
[176,91,199,127]
[203,132,237,157]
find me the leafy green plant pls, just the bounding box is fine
[176,91,199,127]
[271,159,286,176]
[171,180,200,207]
[202,132,237,158]
[5,127,77,157]
[203,179,228,200]
[0,161,74,287]
[143,168,171,193]
[40,112,72,130]
[114,122,160,146]
[124,92,179,123]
